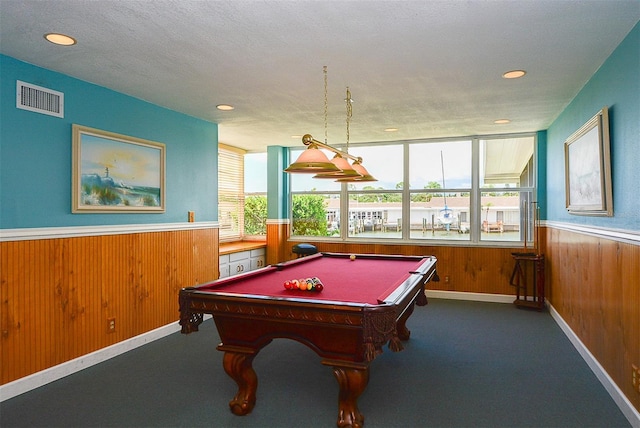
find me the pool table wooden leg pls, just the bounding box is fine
[221,350,258,416]
[326,363,369,428]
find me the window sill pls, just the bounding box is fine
[219,240,266,255]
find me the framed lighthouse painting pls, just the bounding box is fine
[72,124,165,213]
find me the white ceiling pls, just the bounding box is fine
[1,1,638,152]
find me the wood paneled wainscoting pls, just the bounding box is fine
[266,220,290,266]
[544,225,640,413]
[287,241,523,296]
[0,227,218,386]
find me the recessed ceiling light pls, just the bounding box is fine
[44,33,77,46]
[384,128,398,132]
[216,104,234,111]
[502,70,526,79]
[494,119,511,124]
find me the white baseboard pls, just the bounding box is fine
[548,303,640,428]
[426,289,516,304]
[1,320,184,402]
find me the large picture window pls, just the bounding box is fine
[288,133,536,245]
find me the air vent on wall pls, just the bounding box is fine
[16,80,64,118]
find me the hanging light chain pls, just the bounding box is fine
[323,65,328,144]
[345,87,352,153]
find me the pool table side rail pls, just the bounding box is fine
[320,252,429,262]
[179,290,399,362]
[381,256,438,304]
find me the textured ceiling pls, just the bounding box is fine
[1,1,638,152]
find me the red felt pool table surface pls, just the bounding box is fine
[196,252,429,305]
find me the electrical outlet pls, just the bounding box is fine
[633,364,640,393]
[445,275,450,283]
[188,211,195,222]
[108,317,116,333]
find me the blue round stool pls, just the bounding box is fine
[292,243,318,258]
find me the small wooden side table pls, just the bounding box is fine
[510,252,545,310]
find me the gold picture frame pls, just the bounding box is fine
[72,124,166,213]
[564,107,613,216]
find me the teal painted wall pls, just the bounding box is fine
[536,130,547,219]
[0,55,218,229]
[266,146,289,219]
[546,23,639,230]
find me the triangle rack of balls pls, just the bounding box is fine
[283,277,324,292]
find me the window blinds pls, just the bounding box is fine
[218,144,245,242]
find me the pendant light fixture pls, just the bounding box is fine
[285,67,375,182]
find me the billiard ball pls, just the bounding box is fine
[350,254,356,261]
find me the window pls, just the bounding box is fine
[218,144,245,242]
[288,133,536,245]
[409,140,471,241]
[479,136,535,242]
[290,147,341,238]
[346,144,403,239]
[244,152,267,236]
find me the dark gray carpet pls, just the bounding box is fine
[0,299,630,427]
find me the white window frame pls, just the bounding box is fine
[288,132,537,247]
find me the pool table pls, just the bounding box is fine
[179,252,438,428]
